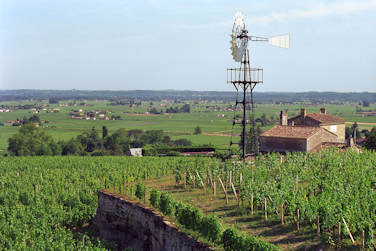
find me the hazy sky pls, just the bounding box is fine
[1,0,375,92]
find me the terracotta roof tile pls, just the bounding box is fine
[306,113,347,123]
[260,125,323,139]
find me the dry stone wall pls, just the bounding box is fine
[95,191,213,251]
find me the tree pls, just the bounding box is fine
[150,107,158,114]
[194,126,202,135]
[128,129,144,139]
[102,126,108,138]
[104,128,130,153]
[78,127,103,152]
[7,123,57,156]
[364,131,376,150]
[180,103,191,113]
[173,139,192,146]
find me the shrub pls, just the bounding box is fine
[149,189,160,208]
[135,180,145,200]
[159,192,175,216]
[200,214,222,242]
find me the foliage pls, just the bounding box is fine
[158,192,175,216]
[135,180,145,200]
[173,139,192,146]
[165,151,182,156]
[7,123,57,156]
[194,126,202,135]
[364,131,376,150]
[149,189,160,208]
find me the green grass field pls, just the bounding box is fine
[1,99,375,151]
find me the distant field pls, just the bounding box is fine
[0,99,375,151]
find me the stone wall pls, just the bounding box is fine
[95,191,213,251]
[260,137,307,152]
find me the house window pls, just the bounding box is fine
[330,125,337,132]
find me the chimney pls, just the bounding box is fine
[300,108,306,126]
[320,108,326,114]
[280,110,287,126]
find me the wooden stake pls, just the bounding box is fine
[338,222,341,245]
[231,182,238,201]
[82,236,85,246]
[218,177,228,204]
[281,204,284,225]
[196,171,204,187]
[361,230,364,249]
[193,176,195,190]
[203,181,206,194]
[297,209,300,231]
[251,193,254,215]
[317,215,320,240]
[184,173,186,189]
[213,182,216,198]
[264,198,267,220]
[342,218,354,243]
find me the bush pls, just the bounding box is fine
[135,180,145,200]
[200,214,222,242]
[166,151,182,156]
[159,192,175,216]
[149,189,160,208]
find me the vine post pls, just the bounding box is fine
[297,209,300,231]
[317,215,320,240]
[264,198,267,220]
[184,173,186,189]
[281,204,284,225]
[361,230,364,249]
[213,182,216,198]
[338,222,341,246]
[251,193,254,215]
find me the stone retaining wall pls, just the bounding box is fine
[95,191,213,251]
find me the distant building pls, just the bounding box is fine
[260,108,347,153]
[127,148,142,157]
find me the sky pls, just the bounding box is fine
[0,0,375,92]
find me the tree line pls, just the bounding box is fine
[6,124,194,157]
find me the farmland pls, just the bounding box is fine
[1,98,375,153]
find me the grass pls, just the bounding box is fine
[107,174,366,251]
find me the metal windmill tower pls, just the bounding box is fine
[228,11,290,160]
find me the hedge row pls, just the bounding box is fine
[143,146,216,155]
[146,188,282,251]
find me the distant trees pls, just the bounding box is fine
[165,104,191,113]
[364,131,376,150]
[102,126,108,138]
[6,124,195,157]
[194,126,202,135]
[49,98,59,104]
[7,123,61,156]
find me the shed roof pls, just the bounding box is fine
[260,125,323,139]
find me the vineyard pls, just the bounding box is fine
[0,149,375,250]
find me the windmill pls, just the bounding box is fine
[227,11,289,160]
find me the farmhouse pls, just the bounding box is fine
[127,148,142,157]
[260,108,347,153]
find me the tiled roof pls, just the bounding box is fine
[260,125,323,139]
[306,113,347,123]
